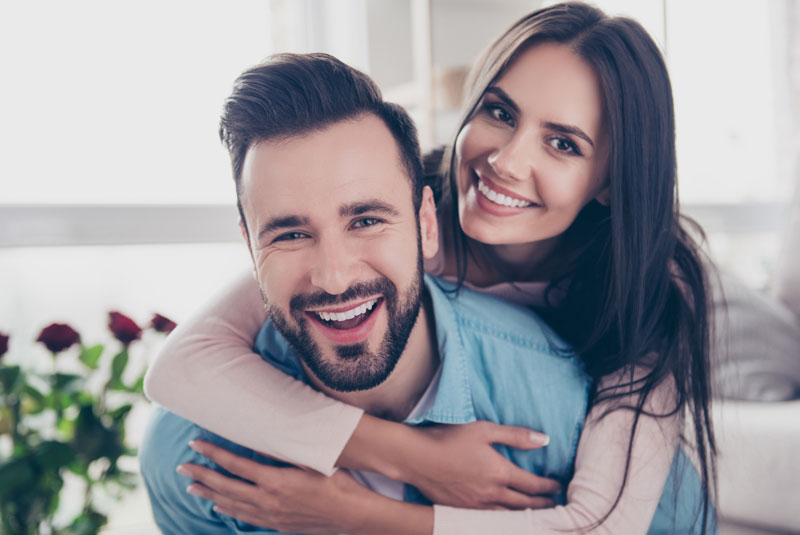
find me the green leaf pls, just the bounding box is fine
[109,404,133,424]
[106,349,129,391]
[20,384,46,415]
[78,344,104,370]
[130,374,145,394]
[64,508,108,535]
[53,373,85,392]
[0,456,36,498]
[0,366,22,394]
[34,440,75,470]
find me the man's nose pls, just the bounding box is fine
[487,131,536,182]
[308,237,361,296]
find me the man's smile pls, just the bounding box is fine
[304,298,385,344]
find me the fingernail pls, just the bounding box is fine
[176,464,189,476]
[530,431,549,446]
[186,484,199,495]
[189,440,203,453]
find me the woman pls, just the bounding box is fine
[145,2,716,533]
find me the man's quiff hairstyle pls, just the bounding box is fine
[219,53,424,235]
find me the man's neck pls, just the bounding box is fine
[303,289,440,422]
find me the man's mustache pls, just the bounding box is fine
[289,278,396,312]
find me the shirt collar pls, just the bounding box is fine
[255,275,477,425]
[403,276,475,425]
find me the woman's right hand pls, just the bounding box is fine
[340,417,561,510]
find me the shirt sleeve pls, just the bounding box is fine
[139,408,233,535]
[434,375,681,535]
[143,270,363,476]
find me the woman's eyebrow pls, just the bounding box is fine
[487,86,595,148]
[485,87,520,114]
[545,122,595,148]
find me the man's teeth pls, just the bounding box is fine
[316,299,378,322]
[477,178,533,208]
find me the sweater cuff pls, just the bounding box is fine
[309,404,364,476]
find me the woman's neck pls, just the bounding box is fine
[482,237,562,282]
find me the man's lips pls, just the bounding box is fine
[304,298,384,345]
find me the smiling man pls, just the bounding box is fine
[139,53,591,534]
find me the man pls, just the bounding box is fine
[139,53,705,534]
[139,53,589,534]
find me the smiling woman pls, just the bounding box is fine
[456,42,609,255]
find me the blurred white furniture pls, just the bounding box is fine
[714,185,800,535]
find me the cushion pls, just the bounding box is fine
[773,185,800,319]
[711,270,800,401]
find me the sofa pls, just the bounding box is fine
[713,187,800,534]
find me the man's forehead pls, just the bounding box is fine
[241,115,407,189]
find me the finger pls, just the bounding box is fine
[507,467,562,496]
[189,440,287,482]
[178,462,258,502]
[187,481,261,516]
[486,423,550,449]
[492,489,556,510]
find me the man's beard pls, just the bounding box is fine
[266,265,424,393]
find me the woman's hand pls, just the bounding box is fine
[178,440,432,535]
[343,419,561,510]
[408,422,561,509]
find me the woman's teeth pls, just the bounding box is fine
[316,299,378,323]
[477,178,533,208]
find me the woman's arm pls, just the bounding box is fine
[143,271,363,475]
[182,375,680,535]
[434,377,681,534]
[144,272,556,506]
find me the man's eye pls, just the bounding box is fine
[351,217,382,229]
[273,232,307,242]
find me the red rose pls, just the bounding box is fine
[36,323,81,354]
[0,332,8,359]
[150,313,177,334]
[108,312,142,345]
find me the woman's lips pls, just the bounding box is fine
[476,173,538,205]
[471,171,540,216]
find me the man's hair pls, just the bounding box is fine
[219,53,424,235]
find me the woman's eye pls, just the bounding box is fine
[352,217,381,229]
[486,104,514,125]
[273,232,307,243]
[548,137,580,155]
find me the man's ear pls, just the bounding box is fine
[418,186,439,260]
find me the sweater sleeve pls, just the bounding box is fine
[143,270,363,476]
[434,375,680,535]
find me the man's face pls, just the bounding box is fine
[239,114,438,392]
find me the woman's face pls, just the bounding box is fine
[455,42,609,248]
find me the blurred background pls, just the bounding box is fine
[1,0,798,533]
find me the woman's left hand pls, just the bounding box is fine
[177,439,374,534]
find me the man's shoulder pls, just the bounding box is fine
[139,406,231,534]
[427,275,572,359]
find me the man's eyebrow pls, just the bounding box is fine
[339,199,401,218]
[257,215,310,242]
[486,86,595,148]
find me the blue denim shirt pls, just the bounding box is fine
[140,275,714,534]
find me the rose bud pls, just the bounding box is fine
[36,323,81,354]
[150,313,177,334]
[108,311,142,346]
[0,332,8,360]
